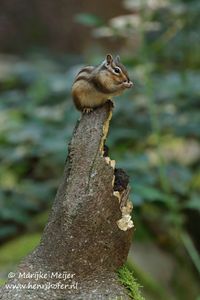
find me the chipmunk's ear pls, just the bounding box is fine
[106,54,113,65]
[115,55,121,64]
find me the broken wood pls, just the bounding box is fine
[0,101,134,300]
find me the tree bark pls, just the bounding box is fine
[0,101,134,300]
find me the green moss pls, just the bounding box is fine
[117,265,145,300]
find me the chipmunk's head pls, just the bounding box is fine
[103,54,133,88]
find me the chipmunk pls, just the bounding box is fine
[72,54,133,113]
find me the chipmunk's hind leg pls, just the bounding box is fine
[83,107,93,114]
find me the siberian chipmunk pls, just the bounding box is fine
[72,54,133,113]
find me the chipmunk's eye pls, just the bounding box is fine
[114,67,120,74]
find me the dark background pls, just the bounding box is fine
[0,0,200,299]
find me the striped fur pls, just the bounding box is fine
[72,55,133,112]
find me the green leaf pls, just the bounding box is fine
[75,13,104,27]
[133,183,176,205]
[185,194,200,211]
[0,225,18,239]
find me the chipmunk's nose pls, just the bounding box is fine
[126,80,133,88]
[124,79,133,87]
[123,80,133,88]
[128,81,133,87]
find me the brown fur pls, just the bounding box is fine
[72,54,133,112]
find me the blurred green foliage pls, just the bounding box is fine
[0,0,200,298]
[0,233,41,268]
[0,55,80,240]
[90,0,200,255]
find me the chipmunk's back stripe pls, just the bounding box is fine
[75,75,89,82]
[77,67,92,75]
[74,75,110,94]
[91,78,111,94]
[74,66,94,82]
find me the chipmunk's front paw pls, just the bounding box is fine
[83,107,93,114]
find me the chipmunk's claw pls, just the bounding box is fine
[83,108,93,114]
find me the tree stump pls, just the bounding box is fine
[0,102,134,300]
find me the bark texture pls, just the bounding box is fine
[0,102,133,300]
